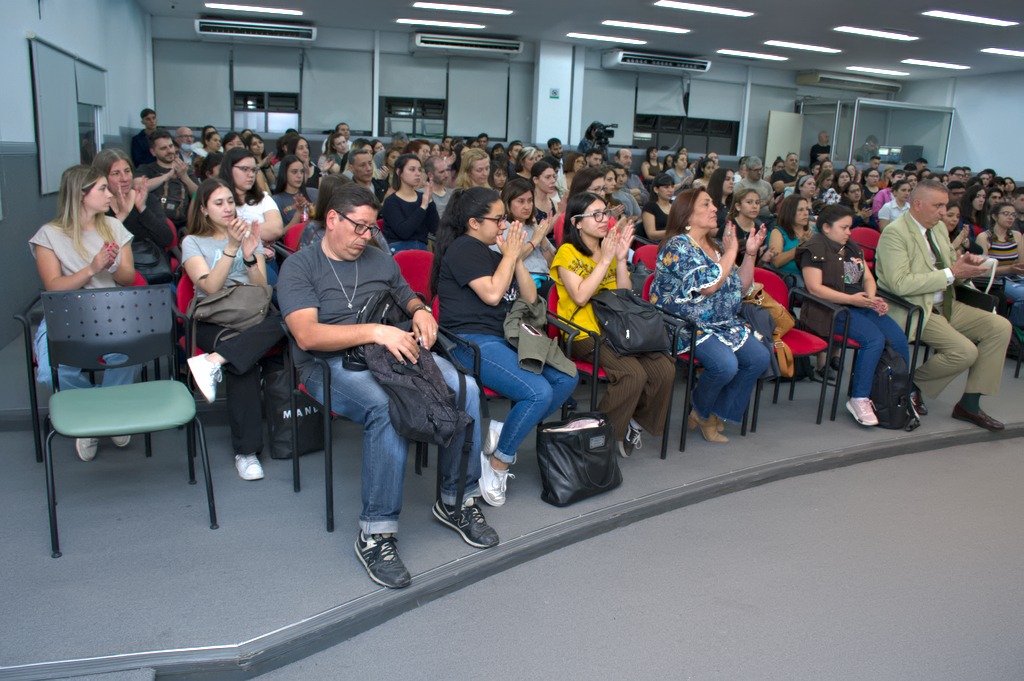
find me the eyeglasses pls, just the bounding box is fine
[234,165,258,174]
[998,211,1018,218]
[177,134,195,141]
[339,213,380,236]
[476,215,505,224]
[573,210,614,222]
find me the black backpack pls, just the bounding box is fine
[870,341,920,431]
[364,343,473,449]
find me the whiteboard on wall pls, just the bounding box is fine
[447,58,509,139]
[766,111,803,170]
[153,40,231,127]
[301,49,373,132]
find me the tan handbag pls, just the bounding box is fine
[743,283,795,337]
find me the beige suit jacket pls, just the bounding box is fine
[874,211,957,340]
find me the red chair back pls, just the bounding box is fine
[132,271,148,286]
[642,273,655,301]
[284,221,307,251]
[546,285,563,340]
[850,227,879,270]
[633,244,658,269]
[165,218,179,250]
[553,213,565,246]
[754,267,790,310]
[394,250,435,301]
[177,271,196,314]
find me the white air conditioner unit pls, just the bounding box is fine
[796,71,901,95]
[602,49,711,74]
[410,33,523,58]
[195,18,316,43]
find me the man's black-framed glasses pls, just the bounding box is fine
[340,213,380,236]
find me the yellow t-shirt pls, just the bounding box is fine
[550,243,618,339]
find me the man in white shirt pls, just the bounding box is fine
[175,127,197,167]
[875,180,1011,430]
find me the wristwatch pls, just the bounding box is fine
[411,303,432,315]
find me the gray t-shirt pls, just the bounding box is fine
[29,220,133,289]
[733,177,774,217]
[181,235,252,298]
[277,242,416,380]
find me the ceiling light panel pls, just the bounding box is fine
[846,66,910,76]
[834,26,919,41]
[901,58,970,70]
[204,3,303,15]
[654,1,753,18]
[982,47,1024,58]
[412,3,513,15]
[566,32,647,45]
[717,49,787,61]
[602,20,690,34]
[396,18,485,28]
[922,10,1017,27]
[764,40,840,53]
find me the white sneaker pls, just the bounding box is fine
[478,451,512,507]
[483,419,503,457]
[187,354,222,404]
[847,398,879,427]
[75,438,99,462]
[234,454,264,481]
[111,435,131,448]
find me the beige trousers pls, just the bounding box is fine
[915,301,1012,398]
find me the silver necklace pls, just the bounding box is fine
[324,248,358,308]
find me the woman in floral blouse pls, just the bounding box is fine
[650,187,771,443]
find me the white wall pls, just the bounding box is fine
[899,71,1024,177]
[0,0,151,142]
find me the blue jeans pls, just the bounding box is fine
[33,319,140,389]
[303,354,480,535]
[454,333,578,465]
[692,331,771,423]
[835,307,910,398]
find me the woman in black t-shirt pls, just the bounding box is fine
[430,187,578,508]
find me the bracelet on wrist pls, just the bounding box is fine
[223,250,238,259]
[243,255,258,267]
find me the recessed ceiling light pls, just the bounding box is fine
[602,20,690,34]
[654,1,753,18]
[566,32,647,45]
[204,3,302,15]
[764,40,841,54]
[834,26,919,41]
[922,10,1017,27]
[982,47,1024,58]
[412,2,513,15]
[847,66,910,76]
[901,58,970,70]
[717,49,787,61]
[396,18,485,29]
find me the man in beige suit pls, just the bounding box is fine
[876,180,1012,430]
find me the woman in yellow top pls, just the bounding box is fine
[550,191,674,457]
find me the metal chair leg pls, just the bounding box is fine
[193,418,218,530]
[186,420,197,484]
[44,431,61,558]
[324,407,334,533]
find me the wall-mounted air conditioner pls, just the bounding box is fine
[410,33,524,58]
[796,71,902,95]
[602,50,711,74]
[195,18,317,42]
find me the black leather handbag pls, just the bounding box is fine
[535,412,622,507]
[588,289,670,356]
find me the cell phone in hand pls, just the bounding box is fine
[521,322,542,337]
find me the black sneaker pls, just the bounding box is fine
[432,498,499,549]
[619,423,643,458]
[354,532,411,589]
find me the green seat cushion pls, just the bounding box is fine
[49,381,197,438]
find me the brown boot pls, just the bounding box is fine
[688,410,729,443]
[709,414,725,433]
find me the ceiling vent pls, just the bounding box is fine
[195,18,317,42]
[796,71,902,95]
[602,49,711,74]
[410,33,523,58]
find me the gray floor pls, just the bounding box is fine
[0,329,1022,676]
[257,439,1024,681]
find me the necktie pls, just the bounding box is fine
[926,229,954,320]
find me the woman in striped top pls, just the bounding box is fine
[976,202,1024,277]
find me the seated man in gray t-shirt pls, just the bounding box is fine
[276,184,498,590]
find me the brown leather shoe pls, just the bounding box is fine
[910,389,928,416]
[951,403,1004,431]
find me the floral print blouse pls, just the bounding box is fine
[650,233,750,351]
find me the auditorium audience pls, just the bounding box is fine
[380,153,438,253]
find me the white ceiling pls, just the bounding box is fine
[137,0,1024,80]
